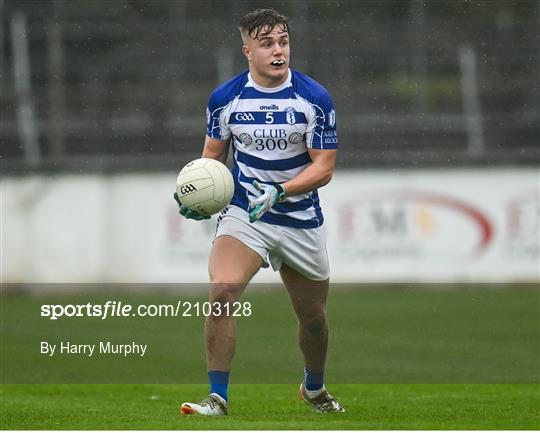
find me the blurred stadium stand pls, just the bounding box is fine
[1,0,538,172]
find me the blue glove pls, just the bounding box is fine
[173,192,210,221]
[248,181,285,223]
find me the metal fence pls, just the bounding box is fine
[1,0,539,172]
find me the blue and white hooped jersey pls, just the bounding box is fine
[206,69,338,229]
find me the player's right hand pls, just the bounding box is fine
[173,192,210,221]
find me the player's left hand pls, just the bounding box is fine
[248,180,285,223]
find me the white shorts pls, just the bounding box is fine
[214,206,330,281]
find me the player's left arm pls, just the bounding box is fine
[283,87,338,196]
[281,148,336,197]
[248,149,336,223]
[249,87,338,222]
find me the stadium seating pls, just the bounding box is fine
[1,0,538,170]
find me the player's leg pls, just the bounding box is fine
[280,263,329,375]
[181,234,263,416]
[206,234,263,373]
[280,263,344,412]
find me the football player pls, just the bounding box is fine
[175,8,344,415]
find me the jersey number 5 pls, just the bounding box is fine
[265,113,274,124]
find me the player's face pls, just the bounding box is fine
[243,25,290,88]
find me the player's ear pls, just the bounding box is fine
[242,45,252,61]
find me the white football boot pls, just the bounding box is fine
[180,393,228,416]
[299,383,345,413]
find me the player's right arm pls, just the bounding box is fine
[201,135,230,163]
[175,82,235,220]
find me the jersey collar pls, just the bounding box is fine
[247,69,291,93]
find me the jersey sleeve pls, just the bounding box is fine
[206,90,231,141]
[305,91,338,150]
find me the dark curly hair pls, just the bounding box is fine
[238,9,289,40]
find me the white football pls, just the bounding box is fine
[176,158,234,216]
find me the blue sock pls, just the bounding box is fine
[208,370,229,401]
[304,367,324,391]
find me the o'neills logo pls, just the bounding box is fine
[179,184,197,194]
[338,189,494,261]
[259,104,279,110]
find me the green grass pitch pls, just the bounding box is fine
[1,285,539,429]
[2,384,539,429]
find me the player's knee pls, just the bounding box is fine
[298,307,327,333]
[209,281,242,304]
